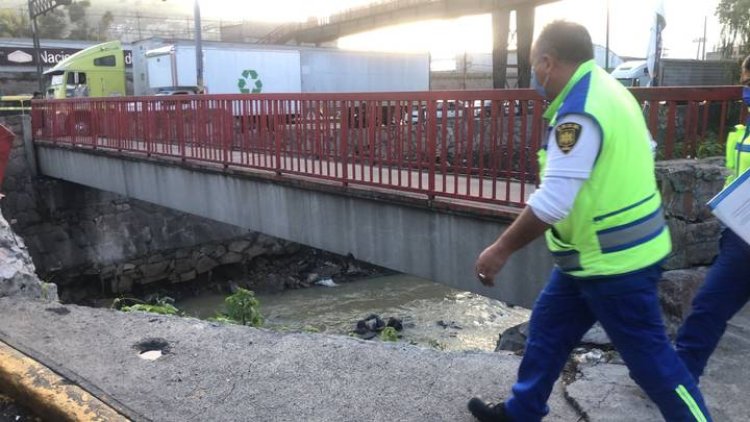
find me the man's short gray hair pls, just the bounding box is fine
[534,21,594,64]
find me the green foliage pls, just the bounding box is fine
[696,138,725,159]
[379,327,399,342]
[114,297,180,316]
[122,303,180,315]
[0,10,31,38]
[37,9,67,39]
[219,288,264,327]
[716,0,750,57]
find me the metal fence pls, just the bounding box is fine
[31,86,746,209]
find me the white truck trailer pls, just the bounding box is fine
[132,39,430,95]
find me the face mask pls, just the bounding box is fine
[743,86,750,106]
[531,68,549,98]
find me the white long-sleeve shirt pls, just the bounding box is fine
[527,114,601,224]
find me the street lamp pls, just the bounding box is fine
[28,0,72,93]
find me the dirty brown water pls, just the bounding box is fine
[178,274,530,351]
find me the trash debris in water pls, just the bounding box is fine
[315,278,338,287]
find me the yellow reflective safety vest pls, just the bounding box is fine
[538,60,671,277]
[724,117,750,186]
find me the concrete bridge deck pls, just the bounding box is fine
[1,298,748,421]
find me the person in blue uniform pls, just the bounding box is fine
[675,54,750,382]
[467,21,712,422]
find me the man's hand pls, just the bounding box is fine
[473,207,550,288]
[475,243,510,287]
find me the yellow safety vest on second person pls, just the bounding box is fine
[538,60,671,277]
[725,121,750,186]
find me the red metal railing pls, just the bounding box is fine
[31,87,746,209]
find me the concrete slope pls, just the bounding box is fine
[0,299,578,422]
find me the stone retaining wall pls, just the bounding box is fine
[656,157,725,270]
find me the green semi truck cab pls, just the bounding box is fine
[44,40,127,99]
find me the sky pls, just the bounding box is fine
[199,0,723,60]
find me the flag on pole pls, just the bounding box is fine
[646,0,666,86]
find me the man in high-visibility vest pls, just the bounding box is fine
[675,55,750,383]
[468,21,712,422]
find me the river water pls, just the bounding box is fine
[178,274,529,352]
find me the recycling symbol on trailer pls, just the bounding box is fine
[238,69,263,94]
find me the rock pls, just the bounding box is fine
[659,267,709,338]
[314,263,342,278]
[200,244,226,259]
[178,270,197,283]
[573,348,605,365]
[387,317,403,331]
[140,261,170,279]
[0,208,58,302]
[495,322,529,353]
[228,240,251,253]
[220,252,244,265]
[173,258,193,273]
[195,256,218,274]
[581,323,611,347]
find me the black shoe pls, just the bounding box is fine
[467,398,511,422]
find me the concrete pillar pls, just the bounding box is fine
[491,8,511,89]
[21,115,38,177]
[516,5,535,88]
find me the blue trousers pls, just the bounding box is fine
[676,229,750,380]
[504,265,712,422]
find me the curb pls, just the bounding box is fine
[0,340,129,422]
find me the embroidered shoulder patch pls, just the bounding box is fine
[555,122,582,154]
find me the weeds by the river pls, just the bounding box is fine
[114,297,180,315]
[209,288,264,327]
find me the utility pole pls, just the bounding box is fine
[605,0,610,71]
[701,16,707,60]
[28,0,72,93]
[136,12,143,39]
[194,0,204,93]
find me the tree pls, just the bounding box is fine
[0,9,31,38]
[65,0,93,40]
[716,0,750,58]
[96,11,114,41]
[36,9,68,39]
[0,8,66,39]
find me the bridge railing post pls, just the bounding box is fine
[340,99,349,187]
[223,99,231,168]
[177,98,186,161]
[274,100,283,175]
[426,98,437,200]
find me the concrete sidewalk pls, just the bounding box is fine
[0,298,747,421]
